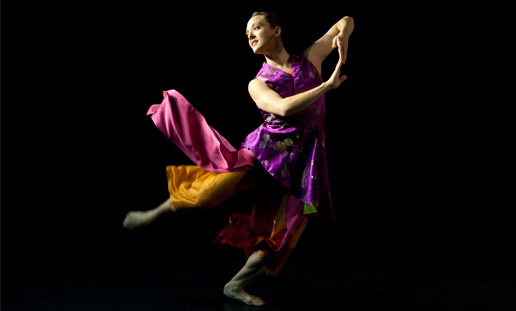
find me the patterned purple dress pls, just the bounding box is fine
[147,54,335,273]
[241,54,334,220]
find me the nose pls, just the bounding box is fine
[248,31,255,41]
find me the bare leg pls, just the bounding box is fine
[223,251,266,306]
[123,198,172,230]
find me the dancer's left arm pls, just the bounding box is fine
[304,16,354,73]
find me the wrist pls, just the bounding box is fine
[320,81,332,92]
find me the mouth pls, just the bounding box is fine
[250,40,258,47]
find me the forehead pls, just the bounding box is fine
[246,15,267,30]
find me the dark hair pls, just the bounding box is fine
[251,11,283,30]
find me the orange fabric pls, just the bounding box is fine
[166,165,249,211]
[166,164,307,276]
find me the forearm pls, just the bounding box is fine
[279,82,331,116]
[250,54,345,117]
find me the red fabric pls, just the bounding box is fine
[214,171,307,258]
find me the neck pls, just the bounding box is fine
[264,47,290,68]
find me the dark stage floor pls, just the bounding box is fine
[3,255,516,311]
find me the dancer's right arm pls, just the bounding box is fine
[248,59,347,117]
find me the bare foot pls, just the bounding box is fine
[223,282,265,306]
[123,211,156,230]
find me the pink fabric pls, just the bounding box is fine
[147,90,255,173]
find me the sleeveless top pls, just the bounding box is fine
[241,54,333,218]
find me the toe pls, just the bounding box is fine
[248,296,265,306]
[123,213,136,229]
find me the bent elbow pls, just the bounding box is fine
[266,99,290,117]
[277,98,305,117]
[277,108,290,117]
[277,101,294,117]
[281,109,298,117]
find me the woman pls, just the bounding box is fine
[123,12,354,306]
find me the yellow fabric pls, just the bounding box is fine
[166,165,247,212]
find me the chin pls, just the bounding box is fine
[252,46,264,55]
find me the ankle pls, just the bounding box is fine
[224,281,241,292]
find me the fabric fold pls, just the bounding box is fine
[147,89,255,173]
[146,81,328,276]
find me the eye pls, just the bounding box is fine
[254,26,260,31]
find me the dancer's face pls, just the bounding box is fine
[246,15,280,54]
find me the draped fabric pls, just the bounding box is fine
[146,54,334,275]
[147,89,255,173]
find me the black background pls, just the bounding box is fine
[1,1,512,285]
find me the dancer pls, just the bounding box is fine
[123,12,354,306]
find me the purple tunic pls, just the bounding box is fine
[241,54,333,219]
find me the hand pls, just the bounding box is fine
[332,33,349,63]
[325,58,347,90]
